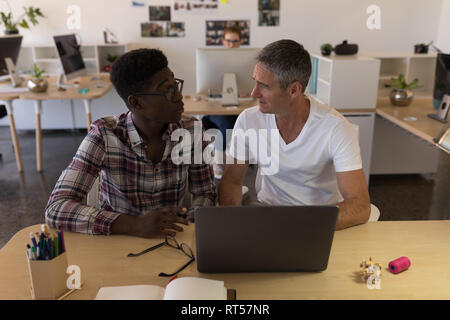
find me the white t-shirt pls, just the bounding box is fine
[228,99,362,205]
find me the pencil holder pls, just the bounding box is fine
[27,252,69,300]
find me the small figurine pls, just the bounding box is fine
[360,257,382,285]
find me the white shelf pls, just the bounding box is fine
[309,94,328,106]
[366,52,437,99]
[379,75,396,80]
[18,44,127,74]
[34,58,59,63]
[318,77,330,86]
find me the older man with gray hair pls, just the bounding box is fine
[219,39,370,230]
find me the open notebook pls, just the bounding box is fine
[95,277,229,300]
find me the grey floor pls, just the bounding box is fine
[1,126,449,249]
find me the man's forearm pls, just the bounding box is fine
[336,198,370,230]
[219,179,243,205]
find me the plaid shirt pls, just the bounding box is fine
[45,112,216,235]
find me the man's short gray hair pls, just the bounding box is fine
[256,39,312,93]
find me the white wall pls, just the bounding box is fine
[1,0,444,94]
[436,0,450,53]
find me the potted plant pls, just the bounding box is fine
[388,74,421,106]
[27,64,48,93]
[103,54,119,73]
[320,43,333,56]
[0,1,45,35]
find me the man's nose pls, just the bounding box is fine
[251,84,259,98]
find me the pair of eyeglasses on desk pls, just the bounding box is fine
[127,235,195,277]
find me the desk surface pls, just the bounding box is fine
[183,95,257,115]
[1,220,450,300]
[18,75,113,101]
[376,98,444,144]
[0,93,20,101]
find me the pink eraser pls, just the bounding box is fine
[388,256,411,274]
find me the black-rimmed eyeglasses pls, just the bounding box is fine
[133,78,184,102]
[224,39,240,44]
[127,235,195,277]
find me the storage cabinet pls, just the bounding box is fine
[343,113,375,184]
[370,115,440,175]
[308,54,380,109]
[367,53,437,99]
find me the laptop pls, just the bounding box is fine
[195,205,339,273]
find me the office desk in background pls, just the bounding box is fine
[376,98,443,145]
[372,98,446,175]
[0,93,22,172]
[1,221,450,300]
[182,95,256,115]
[0,75,112,172]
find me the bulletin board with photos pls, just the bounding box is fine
[141,5,186,37]
[205,20,250,46]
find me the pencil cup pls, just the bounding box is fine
[27,252,69,300]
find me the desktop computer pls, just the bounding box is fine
[0,35,23,87]
[53,34,87,88]
[196,48,259,106]
[430,53,450,123]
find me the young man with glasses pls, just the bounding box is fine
[45,49,216,238]
[219,40,371,230]
[222,26,242,48]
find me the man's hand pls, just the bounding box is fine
[111,207,189,238]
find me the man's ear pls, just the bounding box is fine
[127,95,141,111]
[289,81,303,98]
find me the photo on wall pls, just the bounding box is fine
[258,0,280,26]
[141,22,185,37]
[173,0,219,14]
[149,6,171,21]
[205,20,250,46]
[141,22,166,37]
[168,22,186,37]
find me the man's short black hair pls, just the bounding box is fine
[110,48,168,104]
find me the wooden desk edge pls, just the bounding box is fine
[376,108,436,144]
[0,95,20,101]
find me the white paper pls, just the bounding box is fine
[95,285,165,300]
[164,277,227,300]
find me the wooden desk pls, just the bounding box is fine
[376,98,443,145]
[1,220,450,299]
[0,93,23,172]
[1,75,112,172]
[183,95,256,115]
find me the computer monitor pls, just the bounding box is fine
[429,53,450,122]
[0,35,23,85]
[196,48,259,105]
[433,53,450,109]
[53,34,86,88]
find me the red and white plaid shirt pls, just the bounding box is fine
[45,112,216,235]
